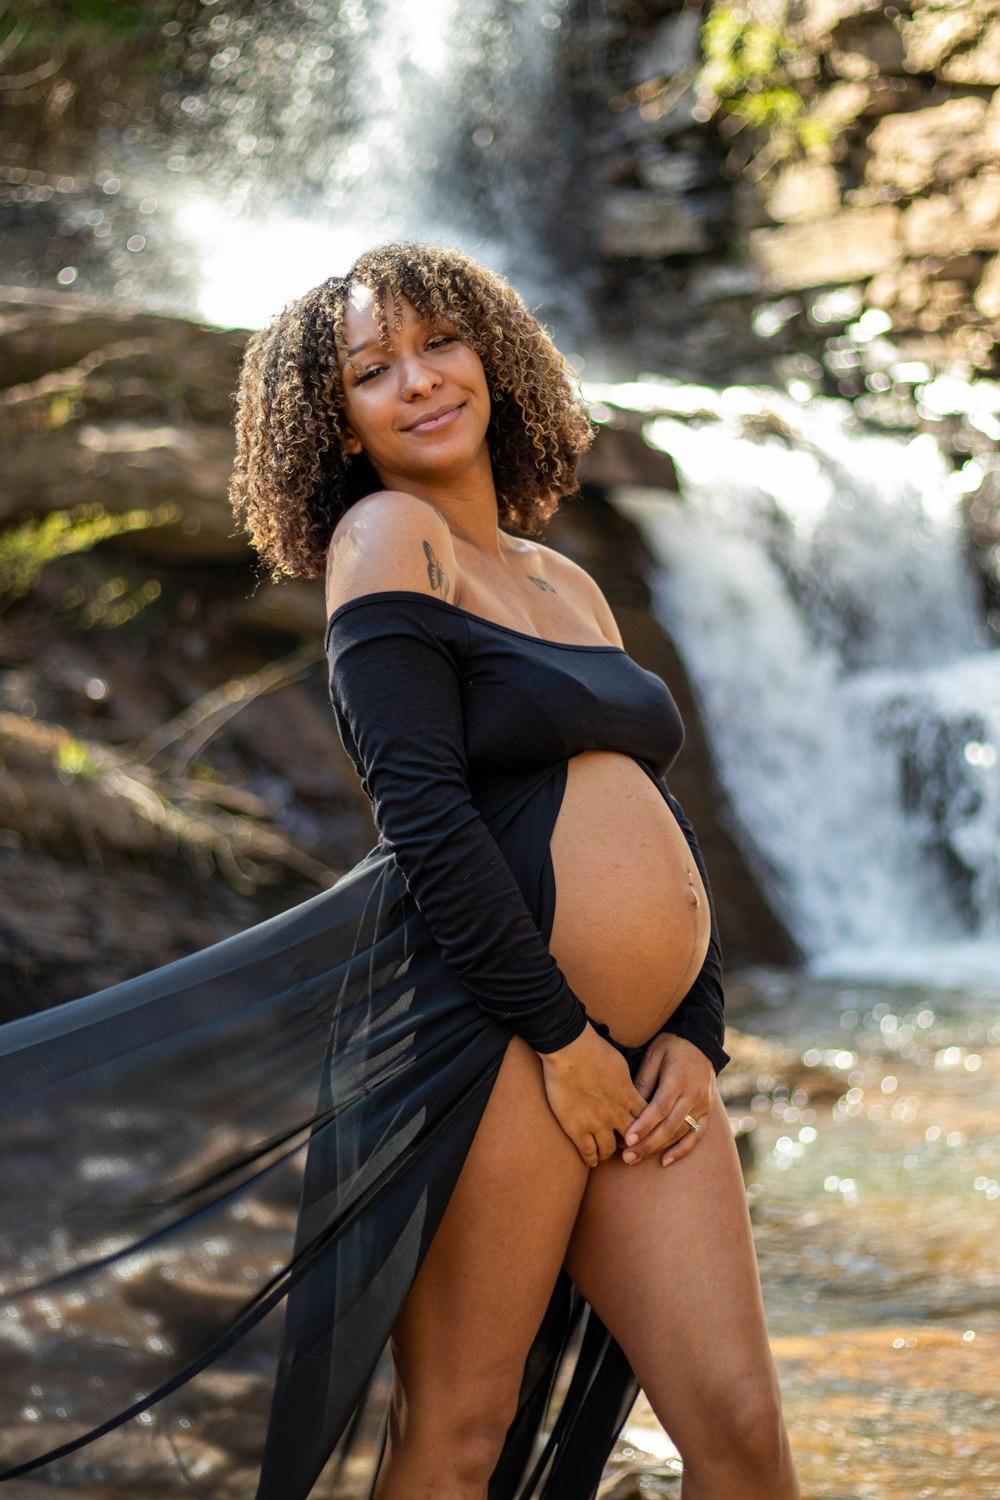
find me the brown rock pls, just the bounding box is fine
[808,80,873,135]
[974,252,1000,318]
[900,4,983,76]
[0,289,247,395]
[866,96,991,197]
[224,682,362,806]
[902,173,1000,255]
[0,290,248,564]
[599,190,711,258]
[900,2,1000,84]
[232,579,329,641]
[766,161,842,223]
[941,18,1000,85]
[828,14,906,79]
[866,268,901,308]
[579,421,680,490]
[795,0,885,45]
[750,206,901,290]
[717,1026,845,1108]
[0,419,242,561]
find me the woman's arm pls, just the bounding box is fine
[325,495,590,1055]
[329,598,589,1052]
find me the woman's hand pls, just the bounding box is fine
[540,1025,649,1168]
[621,1033,716,1167]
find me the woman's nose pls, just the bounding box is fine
[398,353,440,399]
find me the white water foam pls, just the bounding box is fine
[590,383,1000,987]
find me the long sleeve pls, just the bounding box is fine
[657,788,730,1075]
[326,599,588,1054]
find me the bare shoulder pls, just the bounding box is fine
[325,491,459,616]
[518,537,624,647]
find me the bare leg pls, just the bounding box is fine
[565,1096,800,1500]
[373,1035,590,1500]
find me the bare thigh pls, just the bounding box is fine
[566,1095,785,1458]
[381,1035,590,1448]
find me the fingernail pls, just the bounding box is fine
[622,1150,637,1164]
[626,1134,638,1146]
[661,1155,674,1167]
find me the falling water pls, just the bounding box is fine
[44,0,594,338]
[588,379,1000,986]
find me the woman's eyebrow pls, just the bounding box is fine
[346,338,380,358]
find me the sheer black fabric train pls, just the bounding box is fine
[0,592,727,1498]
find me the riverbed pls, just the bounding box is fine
[611,970,1000,1500]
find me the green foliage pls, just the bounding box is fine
[698,2,828,162]
[54,736,100,779]
[0,503,180,614]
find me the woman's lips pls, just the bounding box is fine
[404,403,463,433]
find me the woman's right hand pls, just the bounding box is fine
[540,1024,648,1168]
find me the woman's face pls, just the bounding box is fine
[338,287,492,491]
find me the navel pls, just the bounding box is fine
[684,864,701,908]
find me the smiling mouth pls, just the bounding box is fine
[404,403,464,433]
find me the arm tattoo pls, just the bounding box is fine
[422,539,451,600]
[527,575,556,593]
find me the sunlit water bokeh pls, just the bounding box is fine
[608,971,1000,1500]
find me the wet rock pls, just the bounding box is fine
[750,206,901,290]
[631,6,702,84]
[717,1026,845,1109]
[599,190,712,258]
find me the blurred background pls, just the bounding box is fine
[1,1,998,1495]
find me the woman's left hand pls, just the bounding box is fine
[620,1033,716,1167]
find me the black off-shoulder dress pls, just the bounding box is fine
[0,591,727,1498]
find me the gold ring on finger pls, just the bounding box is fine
[684,1114,701,1134]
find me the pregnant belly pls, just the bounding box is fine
[548,750,712,1048]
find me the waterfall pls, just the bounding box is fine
[590,381,1000,986]
[158,0,591,335]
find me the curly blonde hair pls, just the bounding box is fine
[229,242,593,579]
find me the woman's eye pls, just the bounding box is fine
[355,364,386,384]
[427,335,455,350]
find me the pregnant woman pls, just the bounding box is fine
[235,243,800,1500]
[0,243,799,1500]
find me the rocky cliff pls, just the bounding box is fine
[574,0,1000,626]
